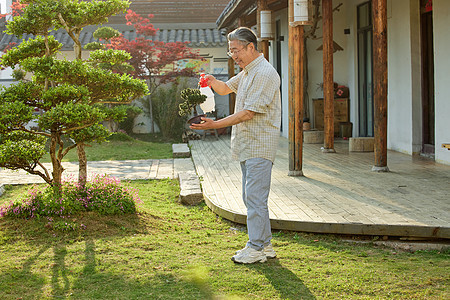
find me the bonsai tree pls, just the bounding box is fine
[178,88,207,124]
[0,0,148,191]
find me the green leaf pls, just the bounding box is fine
[0,35,62,68]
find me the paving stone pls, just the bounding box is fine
[172,143,191,158]
[178,171,203,205]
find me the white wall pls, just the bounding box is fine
[272,8,290,138]
[386,0,415,154]
[433,0,450,165]
[198,47,229,75]
[266,0,450,165]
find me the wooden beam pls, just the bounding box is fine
[288,21,304,176]
[228,57,236,114]
[227,27,236,115]
[288,24,295,173]
[372,0,389,172]
[297,26,305,172]
[322,0,335,153]
[261,40,269,60]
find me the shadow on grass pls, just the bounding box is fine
[0,213,210,298]
[245,258,316,299]
[0,246,50,298]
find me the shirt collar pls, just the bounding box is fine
[243,54,264,75]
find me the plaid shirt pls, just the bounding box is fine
[226,54,281,162]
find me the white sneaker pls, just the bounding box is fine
[263,244,277,259]
[231,246,267,264]
[235,244,277,259]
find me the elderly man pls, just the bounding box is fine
[190,27,281,264]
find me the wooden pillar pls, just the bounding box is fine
[257,0,270,60]
[322,0,335,153]
[297,26,305,171]
[228,57,236,114]
[288,22,304,176]
[227,27,236,114]
[372,0,389,172]
[261,40,269,60]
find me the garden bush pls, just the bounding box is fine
[0,175,140,222]
[106,130,135,141]
[151,78,191,140]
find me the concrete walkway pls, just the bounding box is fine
[0,159,194,185]
[189,136,450,239]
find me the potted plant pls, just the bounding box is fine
[178,88,207,124]
[303,117,311,131]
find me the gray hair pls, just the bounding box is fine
[227,27,258,50]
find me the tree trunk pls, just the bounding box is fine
[49,131,63,194]
[77,143,87,187]
[71,29,89,185]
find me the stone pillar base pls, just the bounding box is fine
[372,166,390,172]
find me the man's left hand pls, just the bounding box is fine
[190,117,215,130]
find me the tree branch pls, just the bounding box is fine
[16,127,52,138]
[4,163,52,185]
[61,143,77,158]
[36,161,51,181]
[62,122,97,133]
[57,13,82,59]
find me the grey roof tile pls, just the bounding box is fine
[0,23,227,51]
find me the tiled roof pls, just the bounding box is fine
[109,0,230,24]
[0,23,227,51]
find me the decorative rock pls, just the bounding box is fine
[178,171,203,205]
[304,130,324,144]
[172,143,190,158]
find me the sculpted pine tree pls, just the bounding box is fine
[0,0,148,191]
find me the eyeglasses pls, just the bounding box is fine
[227,43,250,57]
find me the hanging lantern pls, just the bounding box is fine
[260,10,273,40]
[294,0,308,22]
[289,0,313,26]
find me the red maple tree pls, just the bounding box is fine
[0,0,27,19]
[106,10,201,94]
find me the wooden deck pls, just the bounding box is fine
[190,135,450,239]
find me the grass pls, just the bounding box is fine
[0,181,449,299]
[40,133,174,163]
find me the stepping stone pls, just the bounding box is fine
[172,143,191,158]
[178,171,203,205]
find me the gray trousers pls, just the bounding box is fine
[240,158,273,251]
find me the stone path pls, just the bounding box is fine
[0,159,194,185]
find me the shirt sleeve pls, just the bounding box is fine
[225,71,242,94]
[244,72,280,114]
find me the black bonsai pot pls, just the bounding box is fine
[187,114,206,125]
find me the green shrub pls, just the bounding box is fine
[106,130,135,141]
[118,105,143,134]
[151,79,190,140]
[0,174,141,220]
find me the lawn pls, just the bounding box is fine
[40,133,174,163]
[0,181,448,299]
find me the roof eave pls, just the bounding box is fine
[216,0,256,30]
